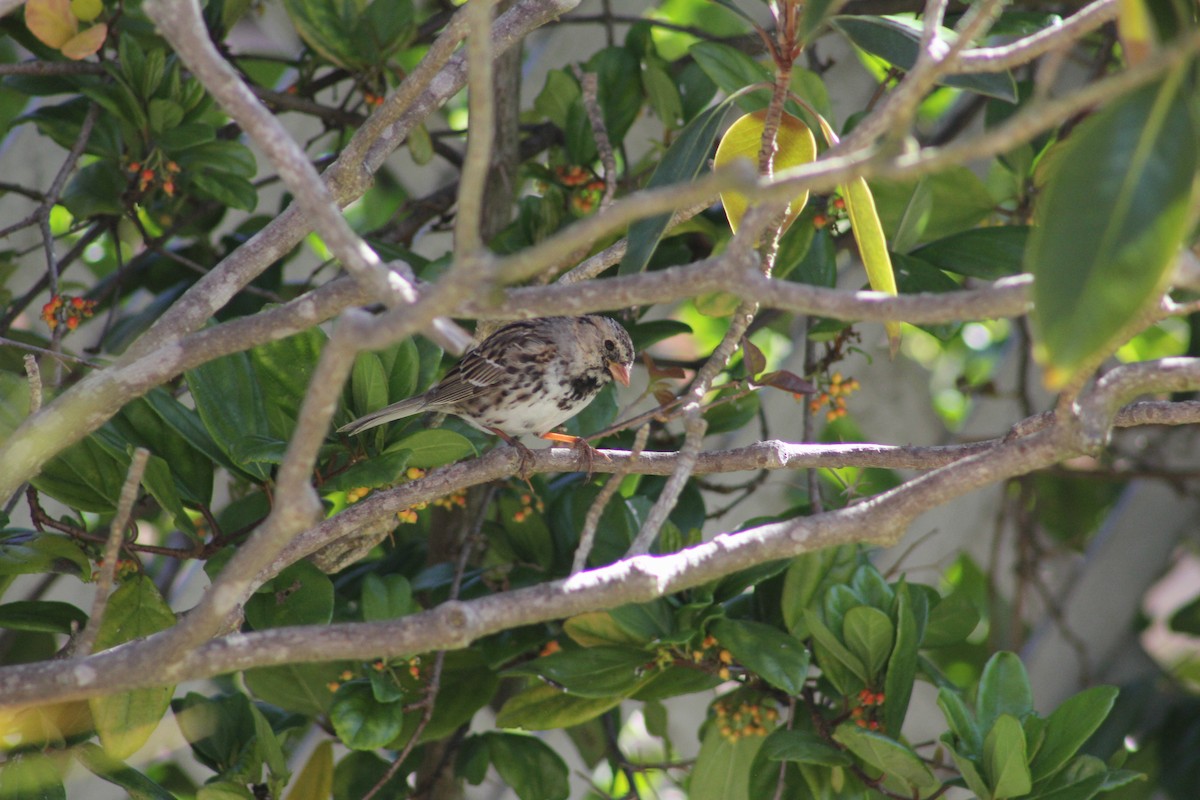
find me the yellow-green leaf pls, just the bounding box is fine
[88,577,176,758]
[25,0,77,48]
[1117,0,1156,66]
[69,0,102,22]
[843,176,900,354]
[284,740,334,800]
[60,23,106,60]
[715,110,816,234]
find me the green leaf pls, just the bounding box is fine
[245,560,334,630]
[831,16,1017,101]
[702,389,760,435]
[834,723,940,794]
[505,645,652,698]
[284,741,333,800]
[90,577,176,758]
[619,100,730,274]
[761,728,852,766]
[361,574,417,621]
[1027,73,1197,390]
[585,47,642,145]
[883,582,919,734]
[186,352,272,480]
[496,682,622,730]
[689,41,769,111]
[841,605,894,683]
[0,752,65,800]
[321,449,411,493]
[871,167,997,245]
[176,140,257,178]
[913,227,1030,280]
[386,429,475,469]
[117,394,213,506]
[250,327,325,439]
[781,546,858,637]
[690,714,769,800]
[1030,686,1118,782]
[710,618,810,695]
[485,732,570,800]
[984,714,1031,799]
[0,532,91,580]
[244,662,346,716]
[890,175,935,253]
[938,687,982,755]
[803,608,868,693]
[802,0,841,42]
[147,98,183,133]
[158,121,216,151]
[142,387,237,477]
[0,600,87,634]
[188,171,258,213]
[534,69,579,129]
[33,434,128,512]
[976,652,1033,732]
[945,738,993,800]
[329,682,404,750]
[74,743,174,800]
[643,53,683,127]
[332,752,407,800]
[61,161,125,218]
[922,591,981,647]
[350,351,389,419]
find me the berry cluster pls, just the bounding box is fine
[812,195,847,230]
[713,696,779,742]
[126,156,181,197]
[808,371,860,422]
[41,294,97,332]
[510,491,544,523]
[850,687,886,730]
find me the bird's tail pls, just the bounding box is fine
[337,397,427,436]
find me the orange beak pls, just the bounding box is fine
[608,361,631,387]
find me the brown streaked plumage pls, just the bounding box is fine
[338,316,635,447]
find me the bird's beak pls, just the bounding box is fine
[608,361,631,387]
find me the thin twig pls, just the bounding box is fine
[23,355,41,415]
[455,0,498,258]
[73,448,150,658]
[572,65,618,209]
[574,424,650,573]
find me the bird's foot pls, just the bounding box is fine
[540,431,608,479]
[491,428,537,488]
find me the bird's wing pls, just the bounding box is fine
[426,321,558,406]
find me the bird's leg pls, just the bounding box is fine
[540,431,606,479]
[489,428,536,485]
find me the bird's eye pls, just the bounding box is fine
[604,339,616,352]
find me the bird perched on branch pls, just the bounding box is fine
[339,315,635,471]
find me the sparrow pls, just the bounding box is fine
[338,316,635,462]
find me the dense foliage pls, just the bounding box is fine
[1,0,1199,798]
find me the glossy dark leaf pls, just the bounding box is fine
[913,226,1030,280]
[0,600,87,634]
[1027,75,1198,389]
[245,560,334,630]
[485,732,570,800]
[619,101,730,275]
[832,16,1017,101]
[710,618,810,695]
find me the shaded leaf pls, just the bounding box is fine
[1028,73,1197,389]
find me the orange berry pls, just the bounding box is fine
[813,213,828,228]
